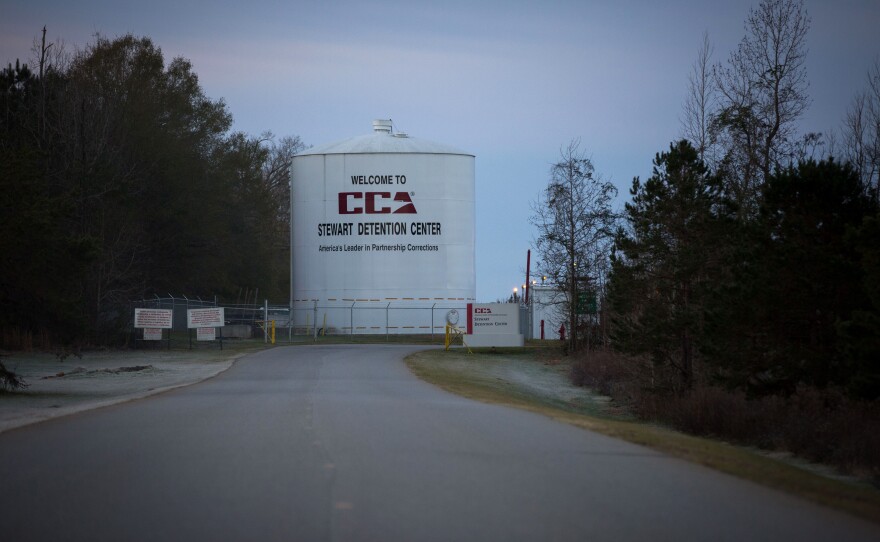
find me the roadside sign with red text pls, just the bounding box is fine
[134,308,173,329]
[187,307,225,328]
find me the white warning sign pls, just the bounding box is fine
[187,307,225,328]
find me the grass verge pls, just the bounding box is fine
[405,348,880,525]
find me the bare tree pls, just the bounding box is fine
[530,139,617,353]
[681,32,718,168]
[714,0,811,212]
[30,26,69,142]
[842,59,880,201]
[260,132,305,250]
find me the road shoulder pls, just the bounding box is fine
[0,347,259,434]
[405,347,880,525]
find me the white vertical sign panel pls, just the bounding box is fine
[134,309,173,329]
[187,308,225,328]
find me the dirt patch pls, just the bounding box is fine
[41,365,154,378]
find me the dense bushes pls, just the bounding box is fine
[571,351,880,482]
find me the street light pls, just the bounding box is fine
[512,287,518,304]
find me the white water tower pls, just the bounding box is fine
[290,120,475,333]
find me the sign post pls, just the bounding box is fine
[134,308,173,348]
[187,307,225,350]
[577,291,597,315]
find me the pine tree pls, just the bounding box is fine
[608,140,720,392]
[705,158,879,394]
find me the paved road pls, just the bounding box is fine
[1,345,878,541]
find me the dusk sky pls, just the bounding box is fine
[2,0,878,302]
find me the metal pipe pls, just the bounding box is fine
[525,249,531,305]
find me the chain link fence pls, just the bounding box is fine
[129,296,467,346]
[288,302,466,340]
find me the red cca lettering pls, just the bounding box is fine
[338,192,417,214]
[475,308,492,314]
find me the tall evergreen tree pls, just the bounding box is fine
[0,59,97,343]
[609,140,720,392]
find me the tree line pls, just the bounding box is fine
[1,30,302,346]
[533,0,880,399]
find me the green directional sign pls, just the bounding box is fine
[577,291,597,315]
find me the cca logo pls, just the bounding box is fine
[338,192,417,214]
[475,308,492,314]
